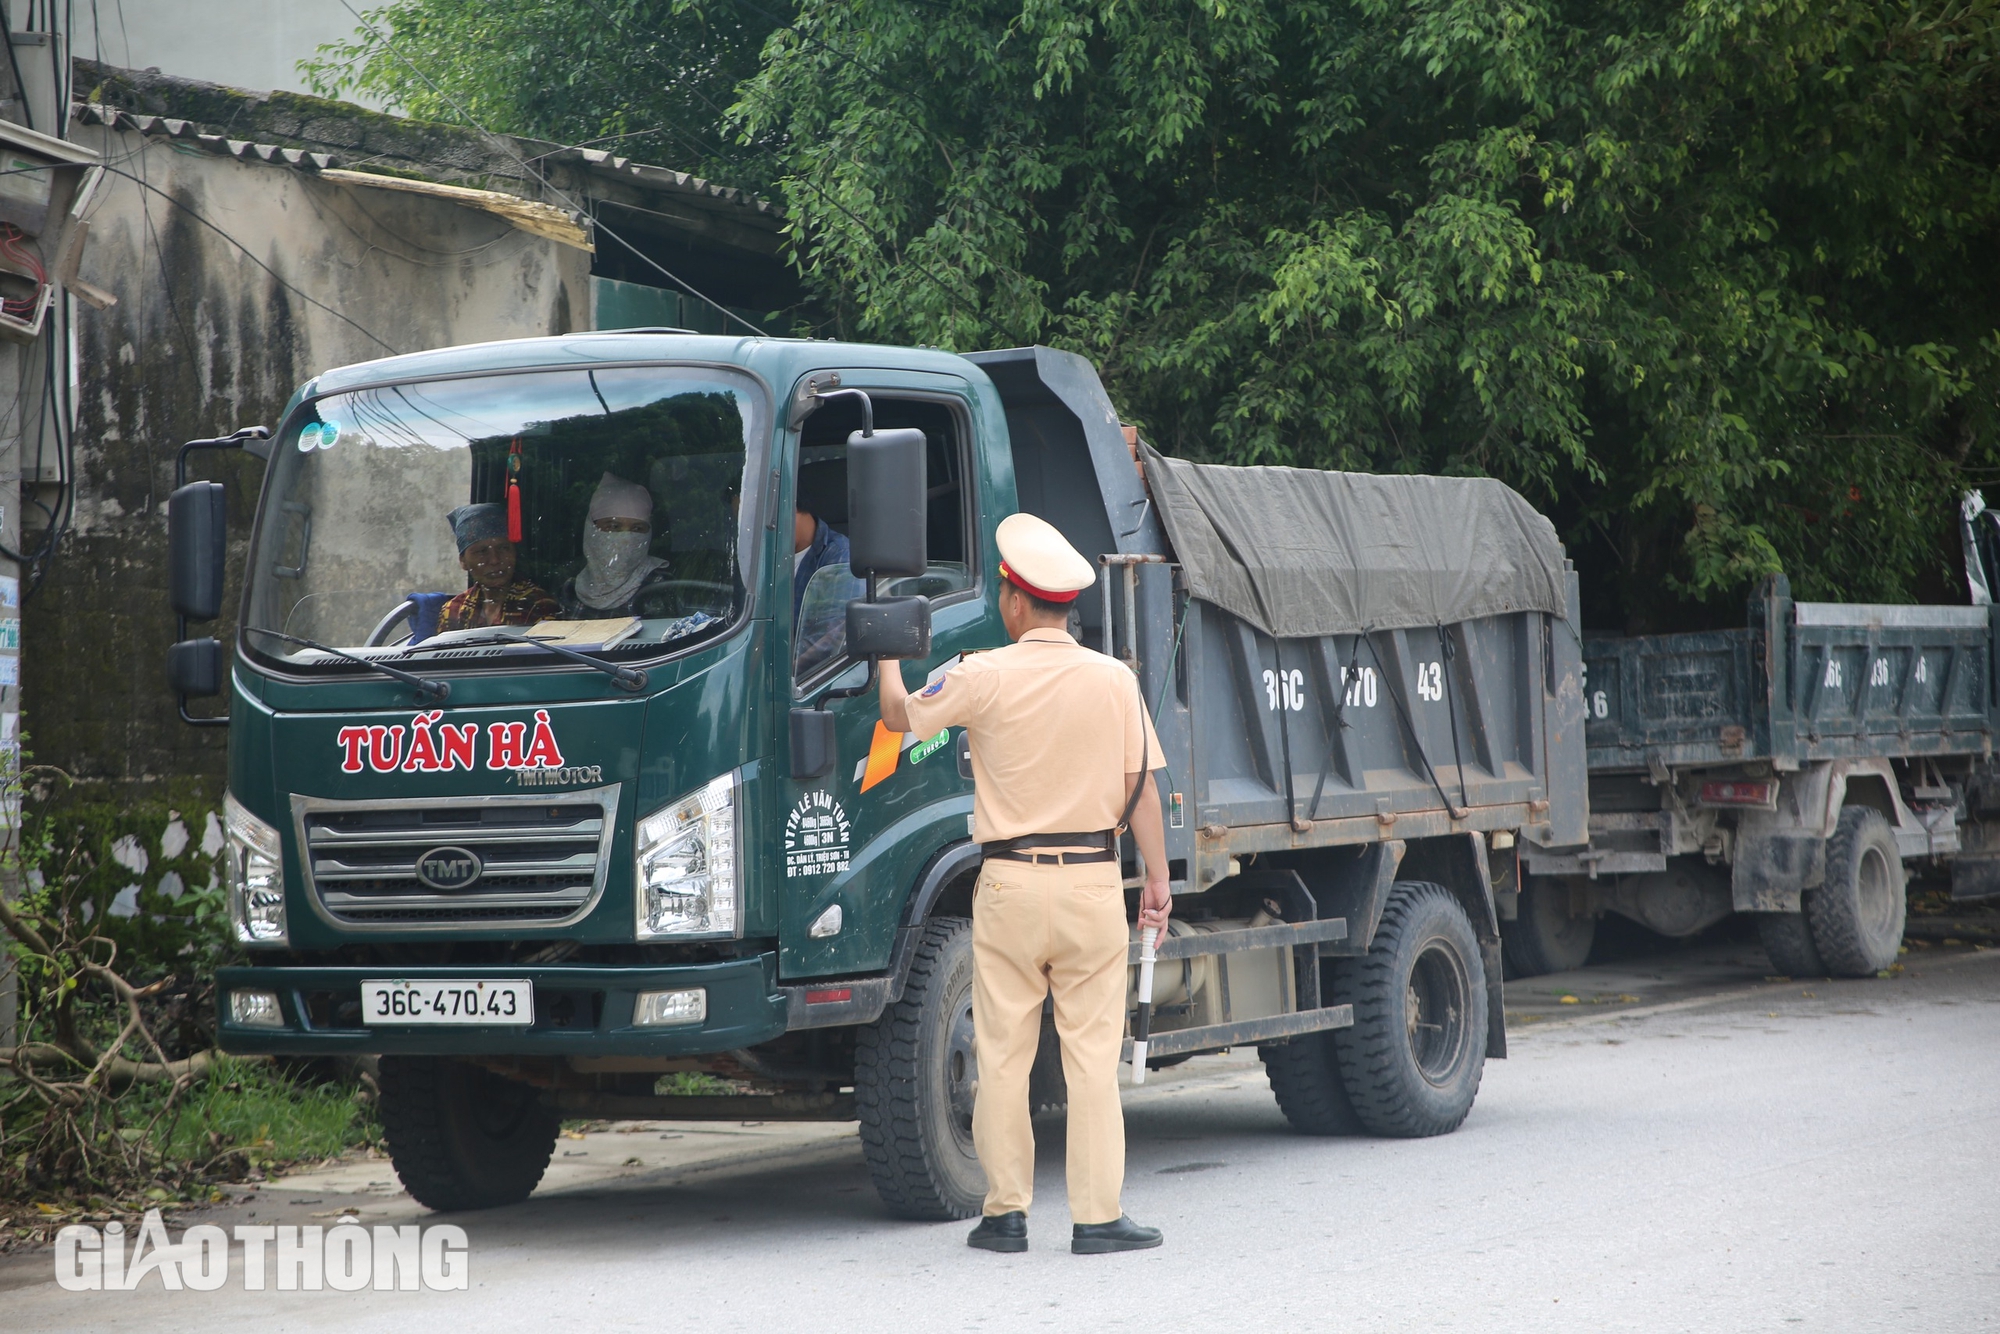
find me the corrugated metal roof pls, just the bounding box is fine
[75,102,340,169]
[72,101,781,227]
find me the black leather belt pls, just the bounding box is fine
[982,831,1118,865]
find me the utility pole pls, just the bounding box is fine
[0,1,32,1057]
[0,2,86,1052]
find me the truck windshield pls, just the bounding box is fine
[243,365,768,666]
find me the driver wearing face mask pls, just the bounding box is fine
[559,472,673,619]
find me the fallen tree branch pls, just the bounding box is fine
[3,1044,257,1088]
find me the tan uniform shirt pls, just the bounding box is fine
[903,627,1164,843]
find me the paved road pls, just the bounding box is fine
[6,941,1997,1332]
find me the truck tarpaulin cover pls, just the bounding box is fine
[1141,443,1568,638]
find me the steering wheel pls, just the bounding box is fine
[365,598,417,647]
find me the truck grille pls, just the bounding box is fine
[291,786,619,929]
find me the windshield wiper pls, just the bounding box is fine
[246,627,451,703]
[424,632,648,693]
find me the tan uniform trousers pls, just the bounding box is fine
[970,856,1128,1225]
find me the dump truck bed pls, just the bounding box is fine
[968,345,1590,895]
[1582,583,1998,773]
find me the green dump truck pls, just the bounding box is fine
[169,334,1588,1216]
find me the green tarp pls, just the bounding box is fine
[1141,444,1568,638]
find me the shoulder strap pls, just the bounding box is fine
[1115,687,1152,834]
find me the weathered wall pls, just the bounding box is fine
[25,123,592,797]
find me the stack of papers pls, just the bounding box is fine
[526,617,642,650]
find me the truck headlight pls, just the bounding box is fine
[635,772,739,938]
[224,793,288,946]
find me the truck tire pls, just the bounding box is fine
[377,1056,560,1212]
[1260,1032,1363,1135]
[1805,807,1908,976]
[855,916,985,1220]
[1500,877,1596,977]
[1330,881,1487,1138]
[1755,906,1826,978]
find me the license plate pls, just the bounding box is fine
[361,979,534,1026]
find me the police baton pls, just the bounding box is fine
[1129,931,1157,1086]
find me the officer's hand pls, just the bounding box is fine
[1138,878,1172,949]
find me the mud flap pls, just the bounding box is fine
[1951,855,2000,901]
[1481,938,1507,1059]
[1314,839,1404,956]
[1731,830,1825,913]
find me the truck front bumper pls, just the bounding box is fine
[216,955,786,1057]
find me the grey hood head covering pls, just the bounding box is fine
[1140,443,1568,638]
[446,502,509,554]
[587,473,653,525]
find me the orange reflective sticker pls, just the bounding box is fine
[860,719,905,792]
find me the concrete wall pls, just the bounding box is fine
[25,124,592,796]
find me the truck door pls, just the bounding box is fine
[774,374,992,980]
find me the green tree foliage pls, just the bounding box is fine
[302,0,784,183]
[318,1,2000,627]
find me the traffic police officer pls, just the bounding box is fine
[879,512,1172,1255]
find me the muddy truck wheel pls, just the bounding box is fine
[1756,906,1827,978]
[856,916,985,1220]
[1330,881,1487,1138]
[1261,1031,1364,1135]
[377,1057,561,1211]
[1806,807,1908,976]
[1500,877,1596,977]
[1263,933,1363,1134]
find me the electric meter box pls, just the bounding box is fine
[0,118,101,342]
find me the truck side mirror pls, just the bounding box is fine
[169,480,228,620]
[846,427,927,579]
[789,708,837,780]
[846,595,931,660]
[167,637,223,697]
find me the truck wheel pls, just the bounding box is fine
[1755,907,1826,978]
[1500,877,1595,977]
[377,1057,560,1212]
[1806,807,1908,976]
[1330,881,1487,1138]
[855,916,985,1220]
[1260,1032,1363,1135]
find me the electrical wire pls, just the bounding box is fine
[29,322,73,596]
[0,337,75,595]
[0,221,48,320]
[0,22,31,133]
[62,0,73,136]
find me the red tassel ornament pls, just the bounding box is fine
[506,438,524,541]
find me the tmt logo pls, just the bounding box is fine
[336,710,565,774]
[414,846,483,891]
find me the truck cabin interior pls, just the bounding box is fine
[791,392,976,682]
[794,393,972,585]
[791,350,1153,676]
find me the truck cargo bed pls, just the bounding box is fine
[1583,578,1997,773]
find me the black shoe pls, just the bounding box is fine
[967,1211,1028,1253]
[1072,1215,1163,1254]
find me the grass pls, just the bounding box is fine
[657,1071,736,1096]
[139,1057,378,1166]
